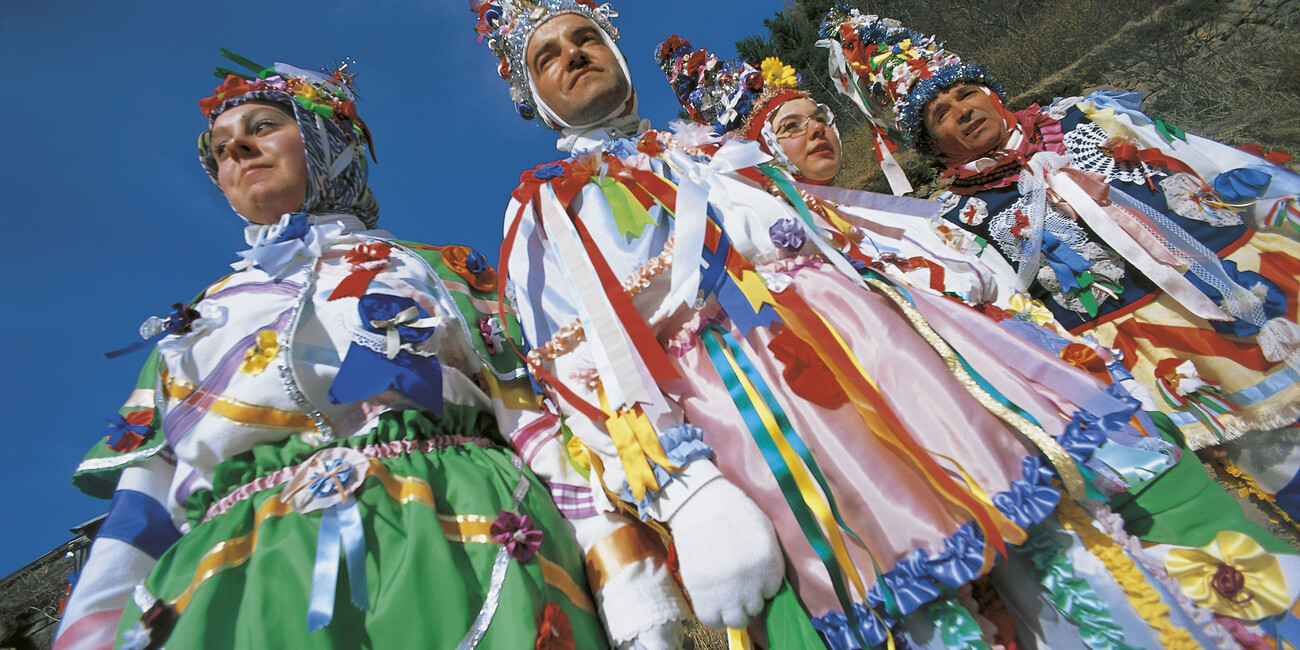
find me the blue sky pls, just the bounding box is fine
[0,0,783,576]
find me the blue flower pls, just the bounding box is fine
[465,250,489,275]
[533,163,566,180]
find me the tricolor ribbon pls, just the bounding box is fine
[1264,198,1300,234]
[1155,359,1239,444]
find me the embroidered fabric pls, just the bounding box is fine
[1064,122,1165,185]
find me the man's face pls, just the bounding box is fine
[526,13,630,126]
[922,83,1010,163]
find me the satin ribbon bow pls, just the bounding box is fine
[281,448,372,632]
[235,213,346,277]
[662,140,772,312]
[105,411,153,452]
[368,304,439,360]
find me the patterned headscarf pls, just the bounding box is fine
[197,58,379,228]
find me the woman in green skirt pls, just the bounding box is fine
[55,53,617,650]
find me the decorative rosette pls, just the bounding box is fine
[1165,531,1290,621]
[468,0,620,120]
[479,315,507,355]
[197,49,374,156]
[490,510,544,563]
[535,602,574,650]
[328,294,444,415]
[280,447,374,631]
[768,217,807,252]
[441,245,498,293]
[239,329,280,375]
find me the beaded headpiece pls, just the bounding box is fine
[817,5,1005,147]
[655,35,807,141]
[196,50,379,227]
[470,0,621,121]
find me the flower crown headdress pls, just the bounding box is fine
[470,0,620,120]
[655,35,805,140]
[198,49,376,160]
[817,5,1005,148]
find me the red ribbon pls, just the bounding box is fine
[329,242,391,301]
[1113,317,1276,373]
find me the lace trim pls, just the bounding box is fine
[1065,122,1166,185]
[527,235,675,364]
[987,196,1126,315]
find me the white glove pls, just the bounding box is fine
[668,477,784,629]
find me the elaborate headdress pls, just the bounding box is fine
[470,0,622,124]
[816,5,1006,193]
[196,50,379,227]
[817,5,1005,147]
[655,36,807,141]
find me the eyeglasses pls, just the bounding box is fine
[773,106,836,139]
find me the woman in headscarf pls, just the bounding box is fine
[54,53,611,650]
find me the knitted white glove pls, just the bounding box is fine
[668,477,784,629]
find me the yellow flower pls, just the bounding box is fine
[240,329,280,375]
[1165,530,1289,621]
[760,57,798,89]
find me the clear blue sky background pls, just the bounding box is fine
[1,0,783,576]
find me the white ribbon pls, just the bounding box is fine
[662,141,772,315]
[537,184,651,409]
[369,306,439,359]
[1035,154,1233,321]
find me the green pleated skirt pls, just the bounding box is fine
[116,407,608,649]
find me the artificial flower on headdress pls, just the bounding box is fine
[1165,530,1289,620]
[817,6,1007,148]
[468,0,621,120]
[761,57,799,89]
[197,49,374,160]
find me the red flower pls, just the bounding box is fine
[1059,342,1111,383]
[344,242,391,271]
[1009,209,1031,239]
[535,603,573,650]
[657,35,690,64]
[637,131,665,157]
[768,328,848,409]
[684,50,707,76]
[199,74,255,116]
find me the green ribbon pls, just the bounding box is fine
[1153,117,1188,144]
[597,176,657,240]
[700,325,890,640]
[926,592,990,650]
[757,165,821,233]
[1019,526,1139,650]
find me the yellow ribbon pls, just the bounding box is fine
[1165,530,1290,621]
[1006,293,1055,327]
[596,388,679,502]
[1075,102,1138,140]
[710,329,869,601]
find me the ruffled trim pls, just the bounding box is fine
[812,453,1064,649]
[617,424,715,520]
[1016,524,1134,650]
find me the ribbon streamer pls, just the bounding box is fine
[306,496,369,632]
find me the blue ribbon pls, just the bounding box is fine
[105,304,199,359]
[305,497,369,632]
[358,294,437,346]
[1212,168,1273,203]
[105,414,152,448]
[1040,231,1093,294]
[328,343,443,416]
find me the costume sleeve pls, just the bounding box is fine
[57,355,185,650]
[405,239,694,646]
